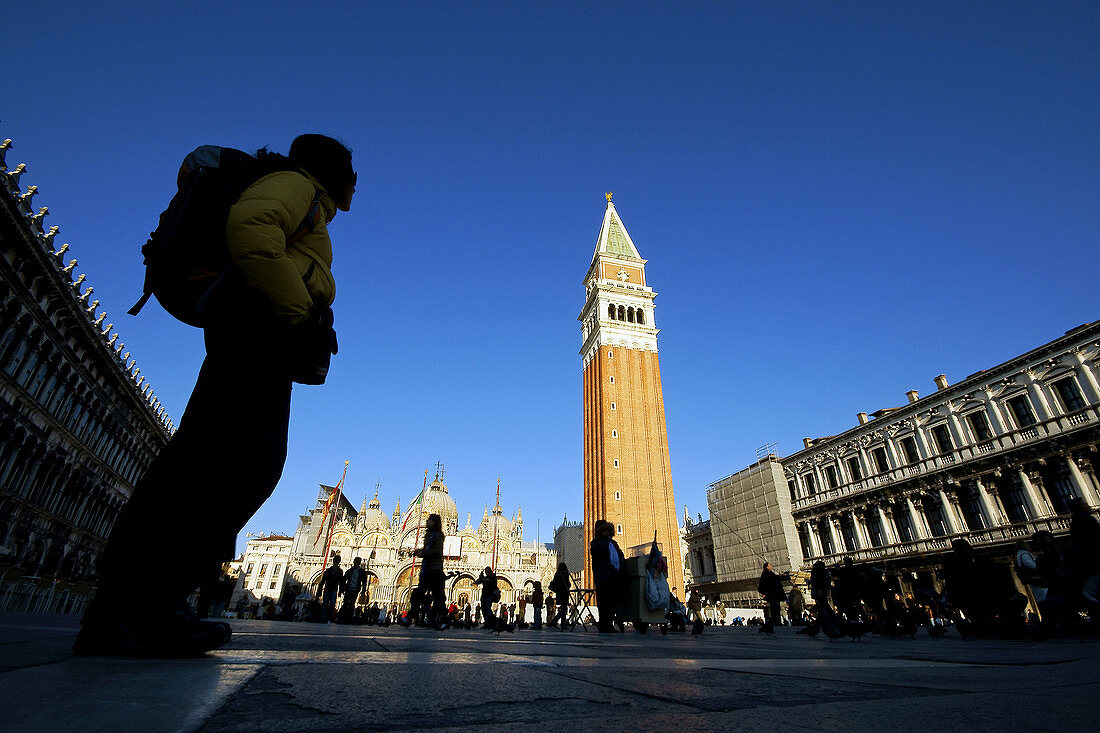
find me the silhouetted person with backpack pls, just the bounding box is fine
[75,134,356,657]
[548,562,571,629]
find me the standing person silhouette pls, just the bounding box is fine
[340,557,367,623]
[590,520,625,633]
[475,566,500,629]
[549,562,571,629]
[758,562,786,633]
[75,134,356,657]
[400,513,448,629]
[317,555,345,622]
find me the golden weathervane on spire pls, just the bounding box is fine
[606,191,613,203]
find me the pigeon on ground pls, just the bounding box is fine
[797,622,820,638]
[691,618,705,636]
[821,619,845,641]
[842,621,869,641]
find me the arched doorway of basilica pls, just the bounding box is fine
[450,573,476,608]
[393,564,420,610]
[361,571,381,606]
[496,576,514,604]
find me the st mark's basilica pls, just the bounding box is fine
[234,473,557,612]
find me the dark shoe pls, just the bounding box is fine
[74,616,230,658]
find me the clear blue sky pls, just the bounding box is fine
[4,2,1098,553]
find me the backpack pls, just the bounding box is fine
[128,145,321,327]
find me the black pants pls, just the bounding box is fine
[553,591,569,626]
[481,592,497,626]
[92,311,292,615]
[410,568,446,623]
[596,582,623,632]
[764,598,782,630]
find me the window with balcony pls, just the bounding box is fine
[802,473,816,495]
[818,523,835,555]
[839,515,858,551]
[846,457,862,482]
[866,513,886,547]
[893,506,915,542]
[1046,476,1078,514]
[924,500,949,537]
[872,447,890,473]
[1053,377,1086,412]
[931,424,953,454]
[824,465,839,489]
[1003,477,1031,523]
[959,492,987,531]
[798,525,813,558]
[966,410,992,441]
[1008,395,1037,428]
[900,437,920,465]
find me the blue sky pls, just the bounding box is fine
[4,2,1098,553]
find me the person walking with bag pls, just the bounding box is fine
[549,562,571,629]
[75,134,356,657]
[475,566,500,629]
[400,513,448,629]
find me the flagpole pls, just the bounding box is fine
[320,461,350,571]
[406,469,428,610]
[492,478,500,572]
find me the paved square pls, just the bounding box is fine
[2,614,1097,732]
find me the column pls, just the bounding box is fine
[879,505,899,545]
[827,512,844,548]
[1017,469,1050,518]
[1066,456,1100,509]
[947,413,967,451]
[1073,355,1100,403]
[974,478,1005,526]
[906,496,929,539]
[805,522,823,558]
[1025,375,1055,421]
[852,510,872,548]
[985,395,1010,433]
[938,489,963,534]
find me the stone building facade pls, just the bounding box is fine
[579,196,683,592]
[703,456,805,606]
[785,321,1100,595]
[696,320,1100,608]
[0,135,172,614]
[240,476,557,612]
[552,516,584,579]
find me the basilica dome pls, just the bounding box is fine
[358,493,391,532]
[478,503,513,540]
[421,478,459,530]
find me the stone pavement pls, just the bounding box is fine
[2,613,1098,732]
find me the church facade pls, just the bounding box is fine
[578,196,684,591]
[237,475,557,612]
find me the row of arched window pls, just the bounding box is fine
[0,418,134,544]
[607,303,646,324]
[1,304,164,484]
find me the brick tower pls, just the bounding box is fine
[579,194,683,594]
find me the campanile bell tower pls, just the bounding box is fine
[579,195,683,594]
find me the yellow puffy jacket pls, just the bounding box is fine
[225,169,338,324]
